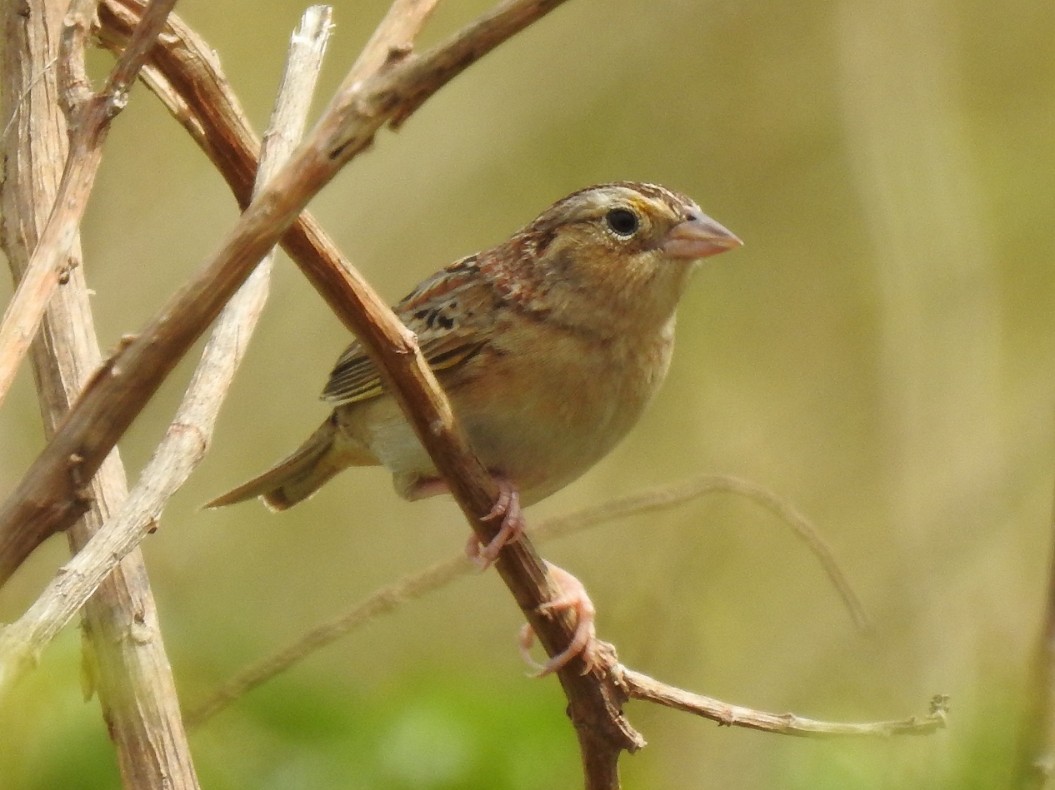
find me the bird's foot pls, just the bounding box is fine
[519,562,599,677]
[465,477,525,570]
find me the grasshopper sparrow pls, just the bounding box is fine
[209,182,741,673]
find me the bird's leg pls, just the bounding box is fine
[519,562,598,677]
[411,475,595,673]
[410,474,525,570]
[466,476,525,570]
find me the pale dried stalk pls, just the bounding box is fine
[0,0,194,786]
[0,4,334,705]
[536,474,870,629]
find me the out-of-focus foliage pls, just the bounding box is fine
[1,0,1053,787]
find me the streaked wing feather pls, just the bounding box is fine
[321,255,496,405]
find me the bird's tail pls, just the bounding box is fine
[205,415,370,511]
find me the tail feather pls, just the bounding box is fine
[205,415,372,511]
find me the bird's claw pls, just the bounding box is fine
[465,478,525,570]
[519,563,598,677]
[461,485,597,676]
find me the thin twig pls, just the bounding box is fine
[347,0,440,81]
[186,474,867,725]
[0,0,178,409]
[95,0,264,204]
[534,475,870,630]
[0,5,334,702]
[619,668,948,738]
[186,552,471,727]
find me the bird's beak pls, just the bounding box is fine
[662,213,742,260]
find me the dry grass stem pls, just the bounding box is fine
[185,552,471,727]
[0,4,333,704]
[533,474,870,629]
[0,0,193,785]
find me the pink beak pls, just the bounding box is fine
[662,212,742,260]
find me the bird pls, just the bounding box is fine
[207,181,741,673]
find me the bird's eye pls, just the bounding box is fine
[605,208,640,237]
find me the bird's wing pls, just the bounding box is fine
[321,255,496,405]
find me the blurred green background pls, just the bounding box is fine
[2,0,1054,787]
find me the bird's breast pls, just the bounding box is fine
[448,316,677,504]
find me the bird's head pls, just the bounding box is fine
[499,182,742,332]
